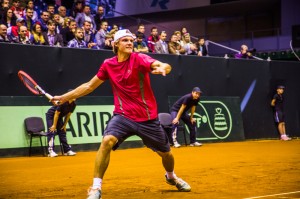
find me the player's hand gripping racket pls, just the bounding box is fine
[18,70,59,105]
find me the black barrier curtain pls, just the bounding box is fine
[1,43,300,139]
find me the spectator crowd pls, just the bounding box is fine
[1,0,252,58]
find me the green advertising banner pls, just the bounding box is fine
[0,96,244,157]
[0,96,141,151]
[168,96,245,142]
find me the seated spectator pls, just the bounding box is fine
[52,14,63,34]
[24,1,38,22]
[94,5,105,31]
[103,28,117,50]
[180,27,188,41]
[147,26,159,53]
[30,23,46,45]
[182,33,197,55]
[235,44,254,59]
[23,8,34,32]
[10,0,24,19]
[0,0,10,22]
[11,25,31,44]
[1,8,17,28]
[67,27,87,48]
[47,4,55,19]
[70,1,83,19]
[95,21,109,49]
[112,24,119,31]
[168,34,185,55]
[61,19,77,46]
[82,20,97,49]
[58,6,67,26]
[155,31,169,54]
[136,24,147,46]
[95,20,108,49]
[0,24,10,42]
[42,20,63,47]
[174,30,184,47]
[75,5,96,31]
[195,37,208,56]
[133,33,149,53]
[7,17,29,38]
[36,11,50,32]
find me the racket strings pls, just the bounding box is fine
[19,74,40,95]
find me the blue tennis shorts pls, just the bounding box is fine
[274,110,285,123]
[103,114,170,152]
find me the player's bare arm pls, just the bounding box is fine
[151,60,172,76]
[52,76,104,104]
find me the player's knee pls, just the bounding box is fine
[101,135,117,149]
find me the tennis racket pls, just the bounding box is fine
[18,70,59,104]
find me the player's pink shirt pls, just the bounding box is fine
[96,53,158,122]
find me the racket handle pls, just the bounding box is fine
[45,93,60,105]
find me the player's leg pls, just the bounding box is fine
[156,150,191,192]
[138,119,191,192]
[87,115,135,199]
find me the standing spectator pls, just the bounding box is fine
[168,34,185,55]
[10,0,24,19]
[24,0,38,22]
[195,37,208,56]
[67,27,87,48]
[29,23,45,45]
[75,5,96,31]
[95,20,108,49]
[82,20,97,49]
[23,8,34,32]
[155,31,169,54]
[57,6,67,26]
[147,26,159,53]
[0,0,10,22]
[0,24,10,42]
[46,98,77,157]
[1,8,17,28]
[12,25,31,44]
[94,5,105,31]
[170,87,203,148]
[271,85,292,141]
[51,29,191,199]
[133,32,149,53]
[43,20,63,47]
[61,18,76,46]
[36,11,50,32]
[182,33,197,55]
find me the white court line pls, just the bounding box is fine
[243,190,300,199]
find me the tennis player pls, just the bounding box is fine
[51,29,191,199]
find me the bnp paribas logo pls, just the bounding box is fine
[186,101,233,140]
